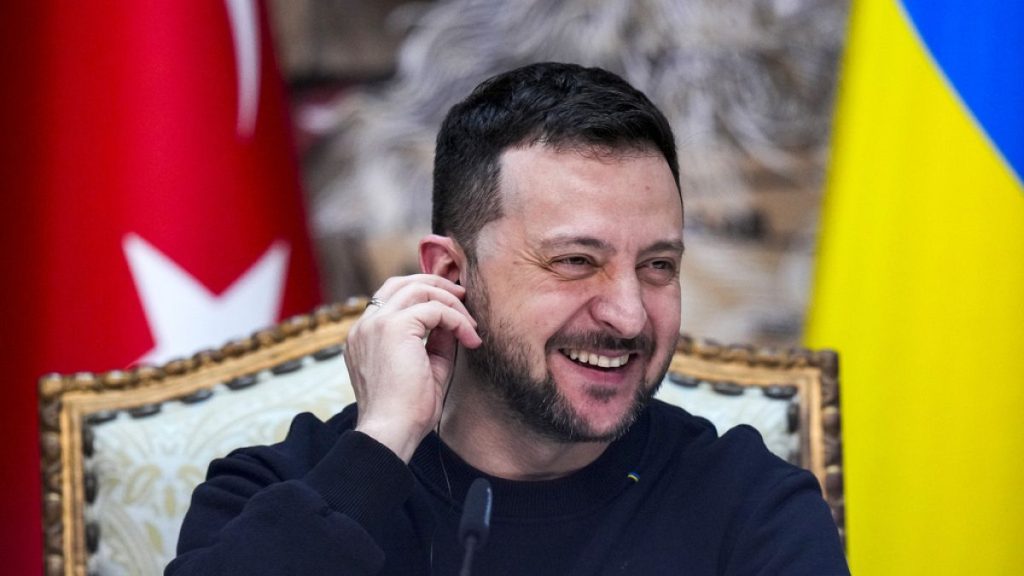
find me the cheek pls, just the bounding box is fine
[646,289,682,338]
[504,279,588,323]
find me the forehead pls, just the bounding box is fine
[484,144,682,251]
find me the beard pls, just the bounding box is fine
[461,270,672,443]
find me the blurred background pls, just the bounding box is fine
[4,1,1021,575]
[274,0,848,349]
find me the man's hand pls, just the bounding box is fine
[344,275,481,462]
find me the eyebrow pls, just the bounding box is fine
[539,235,612,252]
[539,235,685,255]
[642,239,686,256]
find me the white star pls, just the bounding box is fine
[123,233,290,364]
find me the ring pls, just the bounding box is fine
[366,296,386,310]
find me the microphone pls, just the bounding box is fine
[458,478,493,576]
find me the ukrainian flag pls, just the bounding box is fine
[806,1,1024,574]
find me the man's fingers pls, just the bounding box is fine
[344,275,480,461]
[373,274,465,304]
[400,301,482,348]
[376,282,476,326]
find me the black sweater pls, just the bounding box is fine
[167,400,849,575]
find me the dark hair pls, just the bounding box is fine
[431,62,679,258]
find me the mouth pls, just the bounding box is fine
[561,348,633,370]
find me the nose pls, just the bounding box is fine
[590,272,648,339]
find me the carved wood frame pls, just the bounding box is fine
[37,301,365,576]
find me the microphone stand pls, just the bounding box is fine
[459,535,481,576]
[458,478,493,576]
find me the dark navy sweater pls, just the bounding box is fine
[167,400,849,575]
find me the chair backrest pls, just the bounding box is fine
[38,300,844,576]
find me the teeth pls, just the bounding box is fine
[564,349,630,368]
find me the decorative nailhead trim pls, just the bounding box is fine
[128,404,161,419]
[77,338,354,569]
[270,359,304,375]
[82,426,95,458]
[787,403,800,433]
[35,302,368,576]
[179,388,215,405]
[763,384,797,399]
[83,472,97,504]
[667,372,700,387]
[85,522,99,554]
[711,381,745,396]
[225,374,258,390]
[313,344,345,361]
[86,411,118,426]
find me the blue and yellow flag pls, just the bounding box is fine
[807,1,1024,574]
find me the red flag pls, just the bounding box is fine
[0,2,320,572]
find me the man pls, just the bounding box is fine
[168,62,848,575]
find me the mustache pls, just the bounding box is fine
[545,331,654,355]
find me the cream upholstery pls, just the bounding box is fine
[39,301,843,576]
[85,353,355,575]
[657,377,799,465]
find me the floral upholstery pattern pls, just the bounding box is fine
[85,353,355,575]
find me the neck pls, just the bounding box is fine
[439,352,609,480]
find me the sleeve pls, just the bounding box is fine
[165,416,415,576]
[722,465,850,576]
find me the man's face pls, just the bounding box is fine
[462,144,683,442]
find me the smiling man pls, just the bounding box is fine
[168,63,848,575]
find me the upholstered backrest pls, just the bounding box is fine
[39,301,843,576]
[661,336,843,524]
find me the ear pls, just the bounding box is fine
[419,234,465,283]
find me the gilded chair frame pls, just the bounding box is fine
[668,335,844,530]
[38,302,364,576]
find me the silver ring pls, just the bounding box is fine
[366,296,386,310]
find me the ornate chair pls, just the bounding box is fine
[38,300,843,576]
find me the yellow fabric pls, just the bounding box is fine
[806,1,1024,574]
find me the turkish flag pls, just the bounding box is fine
[0,2,321,573]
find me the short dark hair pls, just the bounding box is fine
[431,62,679,258]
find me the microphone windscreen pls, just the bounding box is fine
[458,478,493,548]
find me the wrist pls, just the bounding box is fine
[355,419,424,463]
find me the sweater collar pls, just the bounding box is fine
[410,406,651,519]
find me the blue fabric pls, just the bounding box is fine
[900,0,1024,183]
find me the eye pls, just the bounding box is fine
[549,254,598,278]
[557,255,591,267]
[639,258,679,284]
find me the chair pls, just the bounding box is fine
[38,300,844,576]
